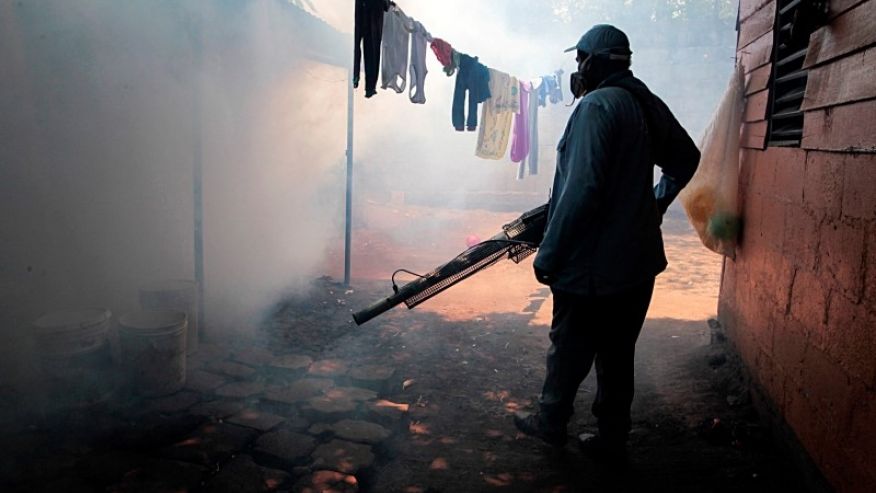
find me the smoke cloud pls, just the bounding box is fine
[0,0,736,391]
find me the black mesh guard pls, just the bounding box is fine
[402,204,547,309]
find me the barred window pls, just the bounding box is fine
[766,0,827,147]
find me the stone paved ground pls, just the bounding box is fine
[0,210,816,492]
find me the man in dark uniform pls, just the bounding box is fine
[514,25,700,456]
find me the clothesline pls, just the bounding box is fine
[353,0,567,178]
[389,2,552,87]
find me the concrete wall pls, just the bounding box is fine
[0,1,349,387]
[719,1,876,491]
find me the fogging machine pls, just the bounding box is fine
[352,203,548,325]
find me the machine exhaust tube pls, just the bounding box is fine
[352,203,549,326]
[352,297,396,325]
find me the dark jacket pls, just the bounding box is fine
[452,54,491,131]
[534,70,700,295]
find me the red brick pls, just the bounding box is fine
[759,251,795,310]
[740,0,773,23]
[738,1,775,49]
[782,205,820,271]
[741,30,773,69]
[802,46,876,111]
[772,148,806,204]
[783,389,827,464]
[804,0,876,68]
[800,348,855,425]
[789,269,829,329]
[842,153,876,221]
[749,150,776,196]
[803,151,845,220]
[744,63,771,96]
[842,390,876,487]
[760,197,787,252]
[772,317,809,383]
[741,120,768,150]
[743,89,769,123]
[819,220,866,302]
[828,0,868,19]
[738,149,756,193]
[753,348,784,406]
[739,192,764,251]
[821,429,876,493]
[802,100,876,152]
[826,297,876,386]
[866,225,876,306]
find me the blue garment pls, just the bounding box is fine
[538,70,564,107]
[534,70,700,295]
[452,55,491,131]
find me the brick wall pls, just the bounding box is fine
[719,1,876,491]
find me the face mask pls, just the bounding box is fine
[570,72,587,99]
[569,54,592,100]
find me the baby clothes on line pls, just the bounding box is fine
[452,54,491,131]
[408,19,430,104]
[354,0,391,98]
[476,69,519,159]
[381,7,410,93]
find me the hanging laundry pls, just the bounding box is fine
[538,70,565,107]
[511,81,532,169]
[445,50,461,77]
[430,39,460,77]
[476,69,519,159]
[381,7,411,93]
[407,19,430,104]
[354,0,392,98]
[550,69,564,104]
[523,77,543,178]
[452,54,491,132]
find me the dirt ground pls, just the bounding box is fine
[0,202,812,492]
[314,202,808,492]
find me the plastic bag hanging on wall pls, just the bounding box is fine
[679,63,745,258]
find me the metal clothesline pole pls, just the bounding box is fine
[344,68,354,287]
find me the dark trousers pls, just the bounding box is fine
[538,278,655,442]
[353,0,386,96]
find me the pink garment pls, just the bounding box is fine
[430,38,453,68]
[510,81,532,163]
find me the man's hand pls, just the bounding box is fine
[534,265,554,286]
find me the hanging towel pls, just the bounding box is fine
[354,0,391,98]
[408,19,430,104]
[452,54,491,131]
[381,8,410,93]
[511,81,532,165]
[476,69,519,159]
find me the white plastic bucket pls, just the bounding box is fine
[139,279,199,355]
[32,308,114,407]
[33,308,112,365]
[118,310,187,397]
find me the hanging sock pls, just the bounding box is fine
[354,0,391,98]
